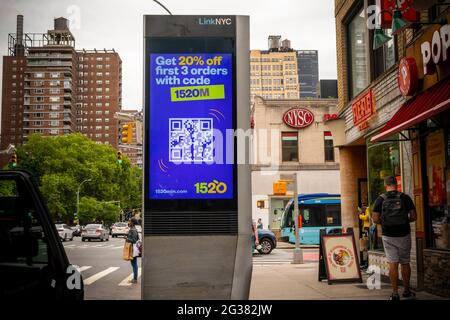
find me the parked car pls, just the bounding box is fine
[0,169,83,300]
[56,224,74,242]
[71,225,81,237]
[81,224,109,242]
[257,229,277,254]
[111,222,130,238]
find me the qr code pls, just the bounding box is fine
[169,118,214,163]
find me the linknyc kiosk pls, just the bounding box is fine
[142,15,251,299]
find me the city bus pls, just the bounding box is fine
[280,193,342,245]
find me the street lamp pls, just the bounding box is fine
[76,179,91,222]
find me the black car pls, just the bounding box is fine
[257,229,277,254]
[0,170,84,300]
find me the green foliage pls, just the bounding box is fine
[11,133,142,224]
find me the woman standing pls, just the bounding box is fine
[126,218,140,284]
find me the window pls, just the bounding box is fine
[51,72,60,78]
[49,113,58,119]
[34,73,44,78]
[324,131,335,162]
[49,88,60,94]
[372,28,396,79]
[0,177,49,267]
[347,6,369,99]
[50,121,59,127]
[49,97,60,102]
[367,138,401,249]
[282,132,298,162]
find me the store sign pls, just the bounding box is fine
[321,233,362,284]
[421,23,450,75]
[323,113,338,121]
[380,0,420,29]
[398,57,418,97]
[283,108,314,129]
[352,89,375,131]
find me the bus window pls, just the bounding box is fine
[299,206,322,227]
[324,204,341,226]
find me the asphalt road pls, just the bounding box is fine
[63,237,319,300]
[63,236,141,300]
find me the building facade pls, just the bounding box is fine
[76,49,122,148]
[319,79,338,99]
[118,109,143,169]
[334,0,450,296]
[250,37,300,100]
[1,16,122,166]
[297,50,319,98]
[251,96,340,236]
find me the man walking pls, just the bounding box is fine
[372,176,417,300]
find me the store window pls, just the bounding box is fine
[282,132,298,162]
[324,131,334,162]
[426,129,449,250]
[347,5,369,99]
[367,138,401,248]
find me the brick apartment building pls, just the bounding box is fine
[76,50,122,148]
[1,16,122,166]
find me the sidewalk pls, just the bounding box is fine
[250,262,444,300]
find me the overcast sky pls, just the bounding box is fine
[0,0,337,110]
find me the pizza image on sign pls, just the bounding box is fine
[332,247,351,267]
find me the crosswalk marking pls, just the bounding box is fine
[112,246,123,250]
[64,244,76,248]
[83,267,120,285]
[118,268,142,286]
[77,266,92,272]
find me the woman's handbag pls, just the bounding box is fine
[133,240,142,258]
[123,241,133,261]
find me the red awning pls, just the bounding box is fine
[371,77,450,142]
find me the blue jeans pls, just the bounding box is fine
[131,257,138,280]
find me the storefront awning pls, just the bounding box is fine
[371,77,450,142]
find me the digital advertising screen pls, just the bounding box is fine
[148,53,234,200]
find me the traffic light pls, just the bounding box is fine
[117,151,123,165]
[121,122,133,144]
[10,152,17,168]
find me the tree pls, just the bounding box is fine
[9,133,142,223]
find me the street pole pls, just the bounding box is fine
[76,179,91,223]
[292,172,303,264]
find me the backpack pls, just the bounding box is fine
[380,192,409,227]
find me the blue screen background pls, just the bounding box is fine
[149,53,234,200]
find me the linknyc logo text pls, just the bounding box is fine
[198,17,232,26]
